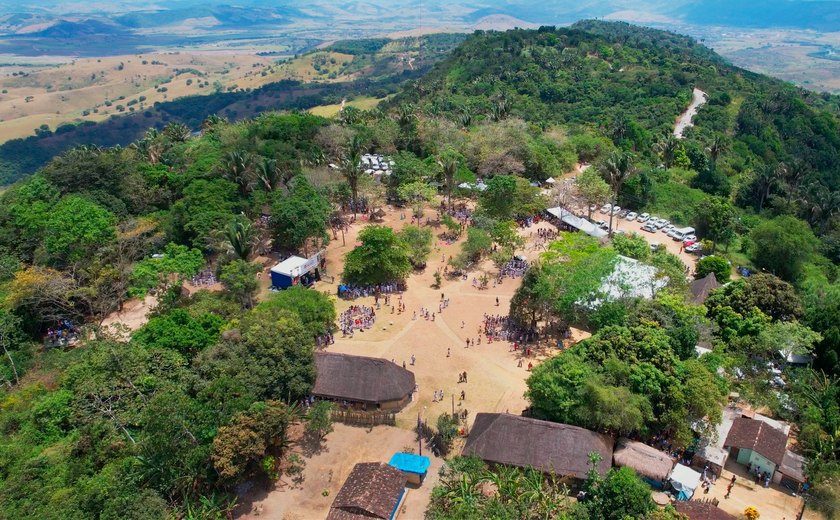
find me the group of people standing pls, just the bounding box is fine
[339,305,375,336]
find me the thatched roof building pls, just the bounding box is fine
[690,272,721,304]
[612,438,675,481]
[462,413,613,480]
[313,352,415,410]
[327,462,406,520]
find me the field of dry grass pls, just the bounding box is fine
[0,49,373,144]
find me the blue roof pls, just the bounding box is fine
[388,452,430,475]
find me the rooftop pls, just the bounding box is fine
[612,438,674,481]
[724,417,788,466]
[327,462,406,520]
[462,413,613,480]
[674,501,736,520]
[313,352,416,405]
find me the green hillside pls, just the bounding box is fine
[0,22,839,519]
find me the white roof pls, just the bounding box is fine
[545,177,556,183]
[271,256,309,277]
[546,207,608,239]
[598,255,667,301]
[669,463,701,493]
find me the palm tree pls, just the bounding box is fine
[753,162,783,211]
[341,135,367,218]
[783,159,809,205]
[200,114,227,134]
[706,134,729,164]
[599,151,638,236]
[163,122,191,143]
[438,152,459,212]
[256,158,280,192]
[221,217,258,260]
[222,151,254,197]
[130,129,164,164]
[395,103,416,129]
[654,133,679,168]
[803,182,840,234]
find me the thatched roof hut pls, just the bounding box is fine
[313,352,415,409]
[690,272,721,304]
[612,438,675,481]
[462,413,613,480]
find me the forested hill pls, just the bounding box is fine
[394,21,840,192]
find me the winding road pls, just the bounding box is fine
[673,87,708,139]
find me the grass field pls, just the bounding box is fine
[308,95,386,117]
[0,49,373,144]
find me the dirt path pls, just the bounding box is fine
[674,87,708,139]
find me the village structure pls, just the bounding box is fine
[238,173,811,520]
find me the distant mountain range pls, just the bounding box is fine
[3,0,840,39]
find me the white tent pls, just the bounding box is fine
[458,182,472,189]
[669,463,701,500]
[545,177,556,184]
[475,181,488,191]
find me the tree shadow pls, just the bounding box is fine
[300,430,329,458]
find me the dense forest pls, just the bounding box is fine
[0,20,839,518]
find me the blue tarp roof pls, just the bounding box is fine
[388,452,430,475]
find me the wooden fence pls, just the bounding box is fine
[331,409,396,427]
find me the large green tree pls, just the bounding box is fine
[342,225,412,285]
[749,216,818,282]
[44,195,116,265]
[271,175,331,255]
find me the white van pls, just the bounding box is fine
[672,227,695,241]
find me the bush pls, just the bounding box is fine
[696,255,730,282]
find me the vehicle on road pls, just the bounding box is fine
[637,213,650,223]
[642,223,657,233]
[626,212,638,221]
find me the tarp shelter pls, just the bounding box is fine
[270,253,321,289]
[389,452,431,485]
[545,207,608,239]
[457,182,472,189]
[669,463,701,500]
[544,177,556,184]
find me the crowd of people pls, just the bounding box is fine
[339,305,376,336]
[338,282,404,300]
[499,257,528,279]
[190,270,217,287]
[481,313,538,343]
[45,319,80,347]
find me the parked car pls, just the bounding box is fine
[682,234,697,243]
[595,220,607,229]
[683,240,697,247]
[618,209,630,218]
[641,223,657,233]
[650,242,661,251]
[664,225,676,235]
[610,206,622,215]
[589,204,598,213]
[654,219,670,230]
[625,212,638,221]
[685,243,702,253]
[637,213,650,223]
[600,204,612,214]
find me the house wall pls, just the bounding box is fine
[736,449,776,477]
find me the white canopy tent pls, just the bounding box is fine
[669,463,701,500]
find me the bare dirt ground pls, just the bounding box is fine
[238,423,444,520]
[100,295,157,338]
[703,459,806,520]
[240,202,575,518]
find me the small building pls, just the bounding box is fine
[327,462,406,520]
[612,438,675,487]
[312,352,416,411]
[270,253,322,289]
[462,413,613,484]
[388,452,431,485]
[723,417,788,478]
[690,272,721,305]
[674,501,736,520]
[777,449,807,490]
[545,207,608,239]
[669,463,702,500]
